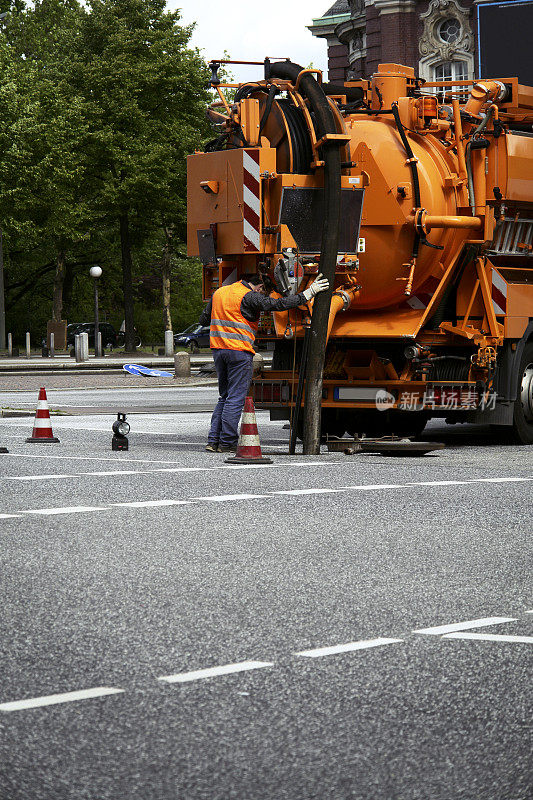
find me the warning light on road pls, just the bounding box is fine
[112,412,130,451]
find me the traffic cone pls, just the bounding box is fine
[225,396,272,465]
[26,387,60,443]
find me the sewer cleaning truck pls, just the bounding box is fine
[187,59,533,445]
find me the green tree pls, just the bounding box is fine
[69,0,210,350]
[0,0,95,330]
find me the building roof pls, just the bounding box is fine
[322,1,350,16]
[308,0,351,36]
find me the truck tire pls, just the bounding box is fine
[512,342,533,444]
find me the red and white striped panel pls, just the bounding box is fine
[406,274,441,310]
[242,150,261,252]
[492,268,507,316]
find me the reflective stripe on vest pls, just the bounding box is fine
[210,281,258,353]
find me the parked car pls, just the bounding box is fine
[174,324,210,352]
[66,322,118,349]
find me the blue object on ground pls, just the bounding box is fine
[123,364,173,378]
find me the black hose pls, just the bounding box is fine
[322,83,364,104]
[277,99,312,174]
[258,84,278,141]
[268,59,342,454]
[428,358,470,382]
[234,83,264,103]
[343,108,395,115]
[391,103,421,262]
[289,327,310,455]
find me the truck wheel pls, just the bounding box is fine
[512,342,533,444]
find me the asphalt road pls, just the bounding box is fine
[0,389,532,800]
[0,385,219,414]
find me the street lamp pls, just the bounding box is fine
[89,265,102,357]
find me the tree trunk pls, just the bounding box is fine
[162,226,172,331]
[62,262,74,320]
[52,250,66,322]
[119,212,136,352]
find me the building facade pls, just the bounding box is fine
[308,0,478,83]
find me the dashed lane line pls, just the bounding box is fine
[272,488,343,496]
[2,476,532,520]
[158,661,274,684]
[340,477,533,492]
[0,459,344,479]
[0,452,227,464]
[443,632,533,644]
[295,637,404,658]
[339,483,405,491]
[413,617,517,635]
[21,505,111,516]
[0,686,124,712]
[194,493,271,502]
[2,611,532,712]
[112,499,191,508]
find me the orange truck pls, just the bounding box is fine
[187,59,533,444]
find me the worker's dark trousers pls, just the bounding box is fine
[208,349,254,447]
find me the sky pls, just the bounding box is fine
[168,1,331,83]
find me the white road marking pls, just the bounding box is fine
[194,493,270,502]
[443,632,533,644]
[296,637,404,658]
[341,484,405,491]
[0,686,124,711]
[2,468,206,481]
[414,480,469,486]
[414,616,516,635]
[86,470,148,477]
[3,474,80,481]
[158,660,274,683]
[21,505,111,516]
[0,514,21,519]
[112,500,192,508]
[0,460,343,479]
[2,475,532,522]
[272,488,343,496]
[525,610,533,614]
[0,452,211,464]
[341,477,533,492]
[476,477,531,483]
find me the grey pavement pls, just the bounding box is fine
[0,385,220,414]
[0,390,532,800]
[0,352,271,375]
[0,353,178,372]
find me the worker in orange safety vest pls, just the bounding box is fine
[199,272,329,452]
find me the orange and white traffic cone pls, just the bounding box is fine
[225,396,272,465]
[26,387,60,443]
